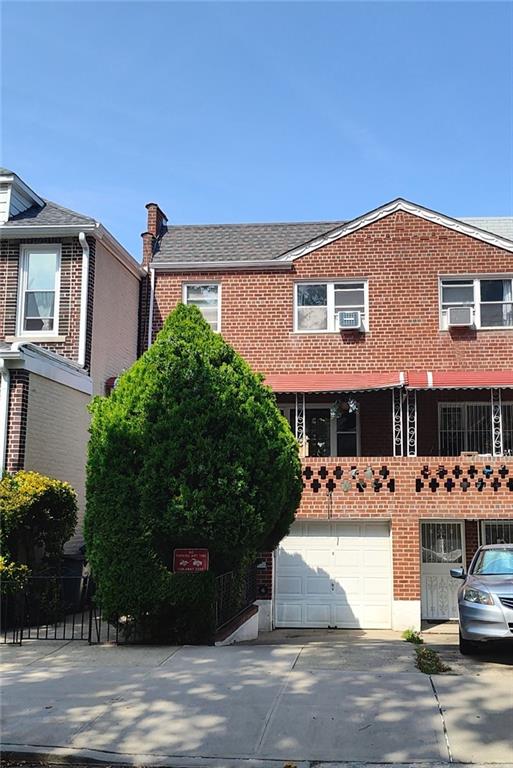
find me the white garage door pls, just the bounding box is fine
[275,521,392,628]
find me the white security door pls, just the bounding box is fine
[421,521,464,620]
[275,521,392,629]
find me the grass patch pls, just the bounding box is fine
[402,628,423,644]
[415,645,451,674]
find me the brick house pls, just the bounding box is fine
[0,169,143,552]
[140,197,513,631]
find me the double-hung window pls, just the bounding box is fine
[440,277,513,330]
[183,283,221,331]
[18,245,60,335]
[295,280,367,332]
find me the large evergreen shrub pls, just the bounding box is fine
[85,304,302,640]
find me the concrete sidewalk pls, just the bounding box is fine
[1,636,512,767]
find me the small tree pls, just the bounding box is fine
[85,304,302,640]
[0,470,78,593]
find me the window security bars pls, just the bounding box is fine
[483,521,513,545]
[421,522,463,564]
[439,402,513,456]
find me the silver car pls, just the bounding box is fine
[450,544,513,655]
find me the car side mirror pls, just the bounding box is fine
[450,567,465,579]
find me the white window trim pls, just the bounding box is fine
[17,243,61,338]
[182,282,221,332]
[294,279,369,333]
[280,401,361,457]
[437,400,513,456]
[439,274,513,331]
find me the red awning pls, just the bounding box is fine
[265,372,405,393]
[407,370,513,389]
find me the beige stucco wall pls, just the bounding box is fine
[90,242,140,395]
[25,373,90,553]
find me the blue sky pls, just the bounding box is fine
[2,1,512,257]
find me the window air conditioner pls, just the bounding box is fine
[338,310,362,330]
[448,306,474,327]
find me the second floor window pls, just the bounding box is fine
[183,283,220,331]
[295,281,367,332]
[440,277,513,330]
[18,245,60,334]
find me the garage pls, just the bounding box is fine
[275,520,392,628]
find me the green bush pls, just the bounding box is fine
[415,646,451,674]
[402,627,423,644]
[0,471,78,592]
[85,304,302,639]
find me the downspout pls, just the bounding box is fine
[0,359,10,476]
[78,232,90,368]
[147,266,155,349]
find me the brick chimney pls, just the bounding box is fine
[141,202,168,268]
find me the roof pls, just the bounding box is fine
[151,200,513,266]
[265,370,513,393]
[407,370,513,389]
[5,198,96,227]
[153,221,345,263]
[265,372,404,393]
[461,217,513,242]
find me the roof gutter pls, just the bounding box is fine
[150,259,293,272]
[78,232,90,368]
[148,266,155,349]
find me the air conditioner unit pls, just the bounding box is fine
[448,306,474,327]
[338,310,362,330]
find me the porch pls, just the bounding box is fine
[270,370,513,458]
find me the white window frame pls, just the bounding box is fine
[279,402,361,457]
[182,282,221,332]
[437,400,513,456]
[439,275,513,331]
[17,244,61,338]
[294,279,369,333]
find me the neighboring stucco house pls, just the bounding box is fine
[0,169,143,552]
[139,198,513,631]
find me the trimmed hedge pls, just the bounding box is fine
[85,304,302,639]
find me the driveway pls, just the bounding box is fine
[1,630,511,767]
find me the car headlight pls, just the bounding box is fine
[463,587,494,605]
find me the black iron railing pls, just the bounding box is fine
[1,575,94,645]
[215,564,257,631]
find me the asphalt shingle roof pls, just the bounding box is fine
[4,199,95,227]
[152,214,513,264]
[460,217,513,242]
[153,221,346,263]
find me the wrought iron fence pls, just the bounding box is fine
[1,575,95,645]
[2,565,258,644]
[215,564,257,631]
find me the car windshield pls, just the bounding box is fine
[473,549,513,576]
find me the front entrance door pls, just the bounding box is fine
[420,521,464,620]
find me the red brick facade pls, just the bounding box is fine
[144,209,513,620]
[148,212,513,371]
[0,236,96,368]
[5,369,30,472]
